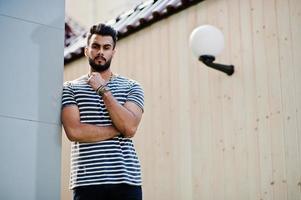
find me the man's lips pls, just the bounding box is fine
[95,56,106,63]
[95,56,106,61]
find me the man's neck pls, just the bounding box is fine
[89,69,113,82]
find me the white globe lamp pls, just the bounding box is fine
[189,25,234,75]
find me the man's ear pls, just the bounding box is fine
[84,47,88,57]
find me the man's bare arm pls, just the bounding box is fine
[102,92,143,138]
[87,73,143,138]
[61,105,120,143]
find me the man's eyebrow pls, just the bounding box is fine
[91,43,100,46]
[91,42,112,46]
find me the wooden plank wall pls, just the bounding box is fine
[62,0,301,199]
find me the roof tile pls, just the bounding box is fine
[65,0,204,64]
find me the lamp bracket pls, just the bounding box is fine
[199,55,234,76]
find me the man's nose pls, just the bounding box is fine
[97,48,104,55]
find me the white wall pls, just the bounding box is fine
[0,0,64,199]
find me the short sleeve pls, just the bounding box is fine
[127,82,144,112]
[62,82,77,108]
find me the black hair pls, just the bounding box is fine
[87,23,118,48]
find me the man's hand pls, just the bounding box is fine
[88,72,106,90]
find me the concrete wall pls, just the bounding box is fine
[0,0,64,199]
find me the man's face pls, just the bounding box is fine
[85,34,115,72]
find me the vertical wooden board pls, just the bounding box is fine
[60,131,72,200]
[263,0,288,200]
[208,69,225,200]
[288,0,301,197]
[226,0,251,199]
[167,15,182,200]
[215,0,239,199]
[207,1,235,199]
[239,0,262,199]
[148,24,161,200]
[123,38,131,77]
[158,19,175,200]
[127,33,139,79]
[191,2,214,200]
[174,11,193,200]
[116,38,129,73]
[133,30,147,83]
[112,34,122,73]
[250,0,274,199]
[111,41,120,71]
[131,29,149,196]
[117,38,127,75]
[112,40,121,73]
[116,39,128,75]
[206,2,226,200]
[149,22,174,200]
[142,26,156,200]
[124,35,133,78]
[276,0,301,199]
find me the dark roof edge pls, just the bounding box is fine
[65,0,205,65]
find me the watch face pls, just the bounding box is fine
[98,86,110,95]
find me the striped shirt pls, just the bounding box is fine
[62,74,144,189]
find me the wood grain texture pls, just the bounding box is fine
[62,0,301,199]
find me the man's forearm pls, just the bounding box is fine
[102,92,140,138]
[86,73,143,138]
[63,124,120,143]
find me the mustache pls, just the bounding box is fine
[95,55,106,62]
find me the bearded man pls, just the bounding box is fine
[61,23,144,200]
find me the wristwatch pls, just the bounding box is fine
[97,85,110,96]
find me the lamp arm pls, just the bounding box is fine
[199,55,234,76]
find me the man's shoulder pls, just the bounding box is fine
[114,75,142,87]
[63,75,88,88]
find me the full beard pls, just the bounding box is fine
[88,57,112,72]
